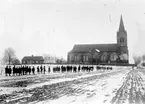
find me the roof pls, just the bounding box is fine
[119,15,125,31]
[69,44,118,53]
[22,56,44,61]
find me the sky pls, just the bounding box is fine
[0,0,145,63]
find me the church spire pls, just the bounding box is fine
[119,15,125,31]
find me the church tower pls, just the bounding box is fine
[117,15,128,53]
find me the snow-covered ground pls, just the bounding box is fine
[0,65,136,104]
[39,69,128,104]
[0,71,114,95]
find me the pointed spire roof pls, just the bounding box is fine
[119,15,125,31]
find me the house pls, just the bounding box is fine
[22,55,44,64]
[67,16,129,64]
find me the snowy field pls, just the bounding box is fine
[0,64,140,104]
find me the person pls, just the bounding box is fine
[43,66,46,74]
[37,66,40,74]
[8,66,12,76]
[40,65,43,74]
[28,66,31,75]
[78,65,81,72]
[32,66,35,74]
[48,66,50,73]
[5,66,8,76]
[13,65,16,76]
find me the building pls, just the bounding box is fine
[67,16,129,64]
[22,55,44,64]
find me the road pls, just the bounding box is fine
[1,67,144,104]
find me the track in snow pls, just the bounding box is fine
[111,69,145,104]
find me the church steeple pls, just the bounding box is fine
[119,15,125,31]
[117,15,128,51]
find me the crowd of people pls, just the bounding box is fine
[96,66,113,70]
[5,65,50,76]
[52,65,94,73]
[4,65,113,76]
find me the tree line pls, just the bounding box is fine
[0,47,66,65]
[133,54,145,66]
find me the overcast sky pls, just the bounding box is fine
[0,0,145,63]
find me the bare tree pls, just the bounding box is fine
[43,54,57,63]
[43,54,66,64]
[2,47,16,65]
[12,58,21,65]
[55,57,67,64]
[133,55,141,65]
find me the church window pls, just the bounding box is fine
[120,38,124,43]
[83,56,89,61]
[74,56,77,61]
[86,56,88,61]
[83,56,85,61]
[77,56,79,61]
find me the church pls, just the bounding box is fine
[67,16,129,64]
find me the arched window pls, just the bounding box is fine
[74,56,77,61]
[83,56,85,61]
[83,56,89,61]
[86,56,88,61]
[120,38,124,43]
